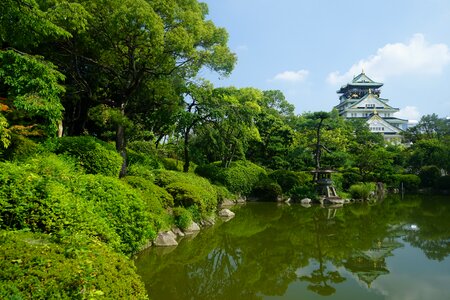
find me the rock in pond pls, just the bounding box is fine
[300,198,312,204]
[155,231,178,247]
[184,221,201,234]
[220,199,235,207]
[219,208,235,218]
[172,227,185,237]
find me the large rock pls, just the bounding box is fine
[184,221,201,234]
[219,208,235,218]
[200,216,216,226]
[220,199,235,208]
[300,198,312,204]
[171,227,185,237]
[154,231,178,247]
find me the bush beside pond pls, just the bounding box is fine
[50,136,123,177]
[349,182,376,200]
[154,170,218,217]
[0,231,148,299]
[195,160,267,195]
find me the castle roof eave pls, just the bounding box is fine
[337,82,383,93]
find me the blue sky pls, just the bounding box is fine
[200,0,450,120]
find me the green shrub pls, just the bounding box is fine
[126,163,156,181]
[123,175,174,208]
[162,157,197,172]
[1,134,39,161]
[349,182,376,200]
[153,170,218,216]
[213,185,236,203]
[419,165,441,188]
[122,175,173,232]
[268,171,292,191]
[195,160,267,195]
[127,141,163,170]
[69,174,154,254]
[251,178,282,201]
[391,174,421,191]
[269,170,306,193]
[172,207,193,230]
[51,136,123,177]
[341,170,363,190]
[0,159,121,250]
[289,184,318,201]
[0,231,148,299]
[166,182,212,215]
[435,175,450,190]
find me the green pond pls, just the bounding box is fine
[135,195,450,300]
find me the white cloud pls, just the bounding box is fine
[272,69,309,82]
[327,33,450,85]
[394,106,421,121]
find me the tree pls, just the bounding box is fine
[403,114,450,143]
[247,90,295,169]
[189,87,261,168]
[177,80,216,172]
[0,0,86,147]
[41,0,236,176]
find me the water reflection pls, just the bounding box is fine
[135,195,450,300]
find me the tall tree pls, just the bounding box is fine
[0,0,87,146]
[189,87,261,167]
[43,0,236,176]
[247,90,295,169]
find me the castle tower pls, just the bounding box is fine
[333,71,408,143]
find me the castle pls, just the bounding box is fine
[334,71,408,143]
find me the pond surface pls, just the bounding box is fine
[135,195,450,300]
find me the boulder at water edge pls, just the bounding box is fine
[184,221,201,234]
[155,231,178,247]
[219,208,235,218]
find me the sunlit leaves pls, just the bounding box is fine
[0,50,64,134]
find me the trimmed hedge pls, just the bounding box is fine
[51,136,123,177]
[153,170,218,216]
[122,175,173,232]
[0,158,121,250]
[0,156,155,254]
[123,175,174,208]
[251,178,282,201]
[268,170,312,193]
[69,174,154,254]
[0,231,148,299]
[195,160,267,195]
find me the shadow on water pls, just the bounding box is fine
[134,195,450,300]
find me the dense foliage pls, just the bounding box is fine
[0,231,148,299]
[51,136,123,177]
[1,0,449,298]
[195,160,267,195]
[153,170,218,217]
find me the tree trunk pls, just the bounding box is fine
[116,103,127,178]
[183,128,190,172]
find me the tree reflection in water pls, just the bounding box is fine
[135,195,450,300]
